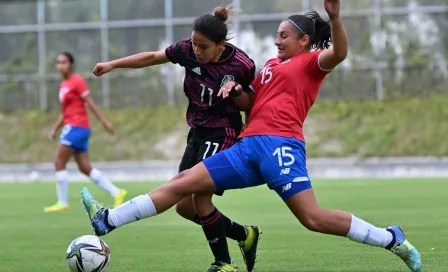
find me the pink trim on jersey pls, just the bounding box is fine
[235,51,254,70]
[220,127,236,151]
[215,43,235,63]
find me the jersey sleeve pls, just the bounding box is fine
[240,62,256,91]
[75,76,90,98]
[305,50,331,80]
[165,39,192,65]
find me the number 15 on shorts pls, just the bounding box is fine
[273,146,295,175]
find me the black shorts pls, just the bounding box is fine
[179,127,240,196]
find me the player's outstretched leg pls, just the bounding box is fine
[283,188,422,272]
[75,152,128,207]
[80,164,218,236]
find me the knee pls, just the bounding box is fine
[55,158,65,170]
[192,193,214,217]
[78,165,91,176]
[175,201,192,219]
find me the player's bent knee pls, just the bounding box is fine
[78,166,90,176]
[192,193,215,217]
[175,202,192,218]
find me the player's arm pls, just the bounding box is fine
[52,114,64,131]
[110,50,169,68]
[48,114,64,140]
[318,14,348,70]
[93,50,169,76]
[84,95,114,134]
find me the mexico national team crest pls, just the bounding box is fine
[220,75,235,87]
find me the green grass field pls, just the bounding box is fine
[1,179,447,272]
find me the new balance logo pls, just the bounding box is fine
[192,67,201,75]
[280,168,290,175]
[208,238,219,244]
[282,183,292,193]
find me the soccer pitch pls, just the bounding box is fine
[1,179,447,272]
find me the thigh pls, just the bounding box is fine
[56,143,73,165]
[252,136,312,200]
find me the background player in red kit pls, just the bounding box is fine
[44,52,127,213]
[89,6,260,272]
[81,1,423,271]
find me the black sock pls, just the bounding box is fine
[194,213,247,242]
[221,213,248,242]
[199,209,231,264]
[192,214,201,225]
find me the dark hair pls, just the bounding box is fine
[59,51,75,65]
[287,10,331,50]
[192,6,237,44]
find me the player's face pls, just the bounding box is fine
[275,21,310,60]
[191,31,223,64]
[56,55,71,76]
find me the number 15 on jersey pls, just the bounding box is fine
[260,67,273,85]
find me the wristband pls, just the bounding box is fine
[229,85,243,97]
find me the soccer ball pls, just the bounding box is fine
[66,235,110,272]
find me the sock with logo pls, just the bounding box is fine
[107,194,157,227]
[346,215,393,248]
[200,208,232,263]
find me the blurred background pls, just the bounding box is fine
[0,0,447,171]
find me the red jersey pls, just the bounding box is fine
[59,74,90,128]
[240,50,329,142]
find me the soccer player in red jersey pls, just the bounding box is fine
[81,1,421,271]
[44,52,127,213]
[89,6,260,272]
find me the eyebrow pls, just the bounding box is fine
[192,41,209,46]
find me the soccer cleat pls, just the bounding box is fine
[386,226,422,272]
[80,187,115,236]
[238,225,262,272]
[44,202,69,212]
[205,261,238,272]
[114,189,128,207]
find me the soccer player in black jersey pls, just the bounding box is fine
[92,6,260,272]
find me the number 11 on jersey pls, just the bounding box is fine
[200,83,213,105]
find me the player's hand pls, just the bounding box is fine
[324,0,341,19]
[102,121,114,134]
[93,62,114,77]
[48,128,57,140]
[218,82,243,99]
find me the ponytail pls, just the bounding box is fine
[287,10,332,50]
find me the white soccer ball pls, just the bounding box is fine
[66,235,110,272]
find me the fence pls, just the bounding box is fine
[0,0,447,111]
